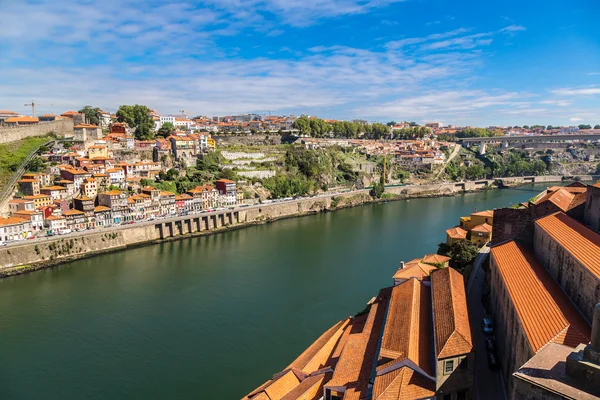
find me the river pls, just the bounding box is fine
[0,184,551,399]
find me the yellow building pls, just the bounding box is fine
[23,194,52,209]
[470,210,493,226]
[445,226,468,245]
[88,145,108,159]
[207,137,216,150]
[470,223,492,246]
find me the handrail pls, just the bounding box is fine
[0,140,55,205]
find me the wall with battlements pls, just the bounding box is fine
[0,120,74,144]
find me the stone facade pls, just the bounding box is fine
[512,379,564,400]
[584,185,600,232]
[489,254,536,396]
[533,224,600,323]
[491,207,534,247]
[436,353,475,399]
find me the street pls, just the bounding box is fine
[467,245,507,400]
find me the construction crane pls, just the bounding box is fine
[179,109,186,118]
[24,100,54,118]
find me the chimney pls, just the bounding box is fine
[399,261,405,270]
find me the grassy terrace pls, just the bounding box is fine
[0,136,54,191]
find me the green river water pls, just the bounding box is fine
[0,184,552,399]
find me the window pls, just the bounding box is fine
[460,356,468,370]
[444,360,454,374]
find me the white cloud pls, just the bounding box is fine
[551,87,600,96]
[569,117,583,122]
[499,25,526,33]
[540,99,572,107]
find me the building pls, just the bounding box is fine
[73,196,95,217]
[4,116,39,126]
[470,222,492,246]
[81,177,98,198]
[60,168,92,190]
[215,179,237,207]
[106,168,125,188]
[489,240,592,398]
[23,194,52,209]
[73,123,102,143]
[63,209,88,230]
[88,145,109,159]
[0,217,32,242]
[0,110,21,124]
[18,179,40,196]
[45,215,67,234]
[245,264,474,400]
[98,190,128,223]
[11,210,44,232]
[40,185,67,201]
[8,199,35,213]
[93,206,112,227]
[446,226,468,245]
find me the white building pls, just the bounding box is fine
[106,168,126,187]
[0,217,32,242]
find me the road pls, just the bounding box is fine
[435,143,461,179]
[467,244,506,400]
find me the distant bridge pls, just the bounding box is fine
[460,134,600,154]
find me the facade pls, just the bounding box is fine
[106,168,126,188]
[470,223,492,246]
[81,177,98,198]
[0,217,32,242]
[215,179,237,207]
[88,145,109,159]
[63,209,88,230]
[12,210,44,232]
[18,179,40,196]
[73,196,95,217]
[73,123,102,143]
[446,226,468,245]
[93,206,112,227]
[98,190,128,223]
[8,199,35,213]
[23,194,52,209]
[40,185,67,201]
[45,215,67,234]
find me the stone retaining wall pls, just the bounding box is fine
[0,120,73,144]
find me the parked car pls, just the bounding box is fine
[484,337,496,352]
[487,350,500,369]
[482,317,494,335]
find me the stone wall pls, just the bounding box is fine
[533,224,600,323]
[584,185,600,232]
[491,208,534,247]
[0,120,73,143]
[489,253,535,397]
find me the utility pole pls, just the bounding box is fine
[23,100,54,118]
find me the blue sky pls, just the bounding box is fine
[1,0,599,126]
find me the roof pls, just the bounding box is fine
[326,289,389,399]
[513,343,600,400]
[471,209,494,218]
[216,179,235,183]
[102,190,122,196]
[94,206,111,212]
[279,373,328,400]
[372,366,436,400]
[244,369,304,400]
[534,187,584,212]
[431,267,473,358]
[393,261,437,281]
[379,279,432,375]
[422,254,450,264]
[471,222,492,233]
[5,116,39,123]
[446,226,468,239]
[490,240,590,352]
[74,123,98,128]
[535,212,600,279]
[0,216,28,226]
[40,186,66,191]
[63,209,85,216]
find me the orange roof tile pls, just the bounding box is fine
[534,187,581,212]
[422,254,450,264]
[380,279,432,375]
[393,262,436,281]
[446,226,468,239]
[490,241,590,352]
[0,216,28,226]
[471,222,492,233]
[279,373,327,400]
[63,209,85,216]
[372,366,435,400]
[535,212,600,279]
[431,268,473,358]
[287,319,350,373]
[244,369,303,400]
[94,206,111,212]
[471,209,493,218]
[5,116,39,123]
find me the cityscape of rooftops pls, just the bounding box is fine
[1,1,599,399]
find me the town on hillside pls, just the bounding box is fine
[1,106,600,243]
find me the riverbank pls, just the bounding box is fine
[0,175,582,278]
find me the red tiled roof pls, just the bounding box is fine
[490,240,590,352]
[372,366,435,400]
[431,267,473,359]
[0,216,28,226]
[5,116,38,123]
[471,210,493,218]
[244,369,304,400]
[471,223,492,233]
[446,226,468,239]
[535,212,600,279]
[422,254,450,264]
[379,279,432,375]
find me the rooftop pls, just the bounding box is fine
[535,212,600,279]
[491,240,590,352]
[422,254,450,264]
[471,222,492,233]
[431,267,473,359]
[446,226,468,239]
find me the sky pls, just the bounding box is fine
[1,0,599,126]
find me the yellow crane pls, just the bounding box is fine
[24,100,54,118]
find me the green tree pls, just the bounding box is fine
[438,240,479,270]
[79,106,101,125]
[157,122,175,137]
[578,124,592,130]
[116,104,154,140]
[594,125,600,129]
[370,176,385,198]
[292,116,312,135]
[26,156,46,172]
